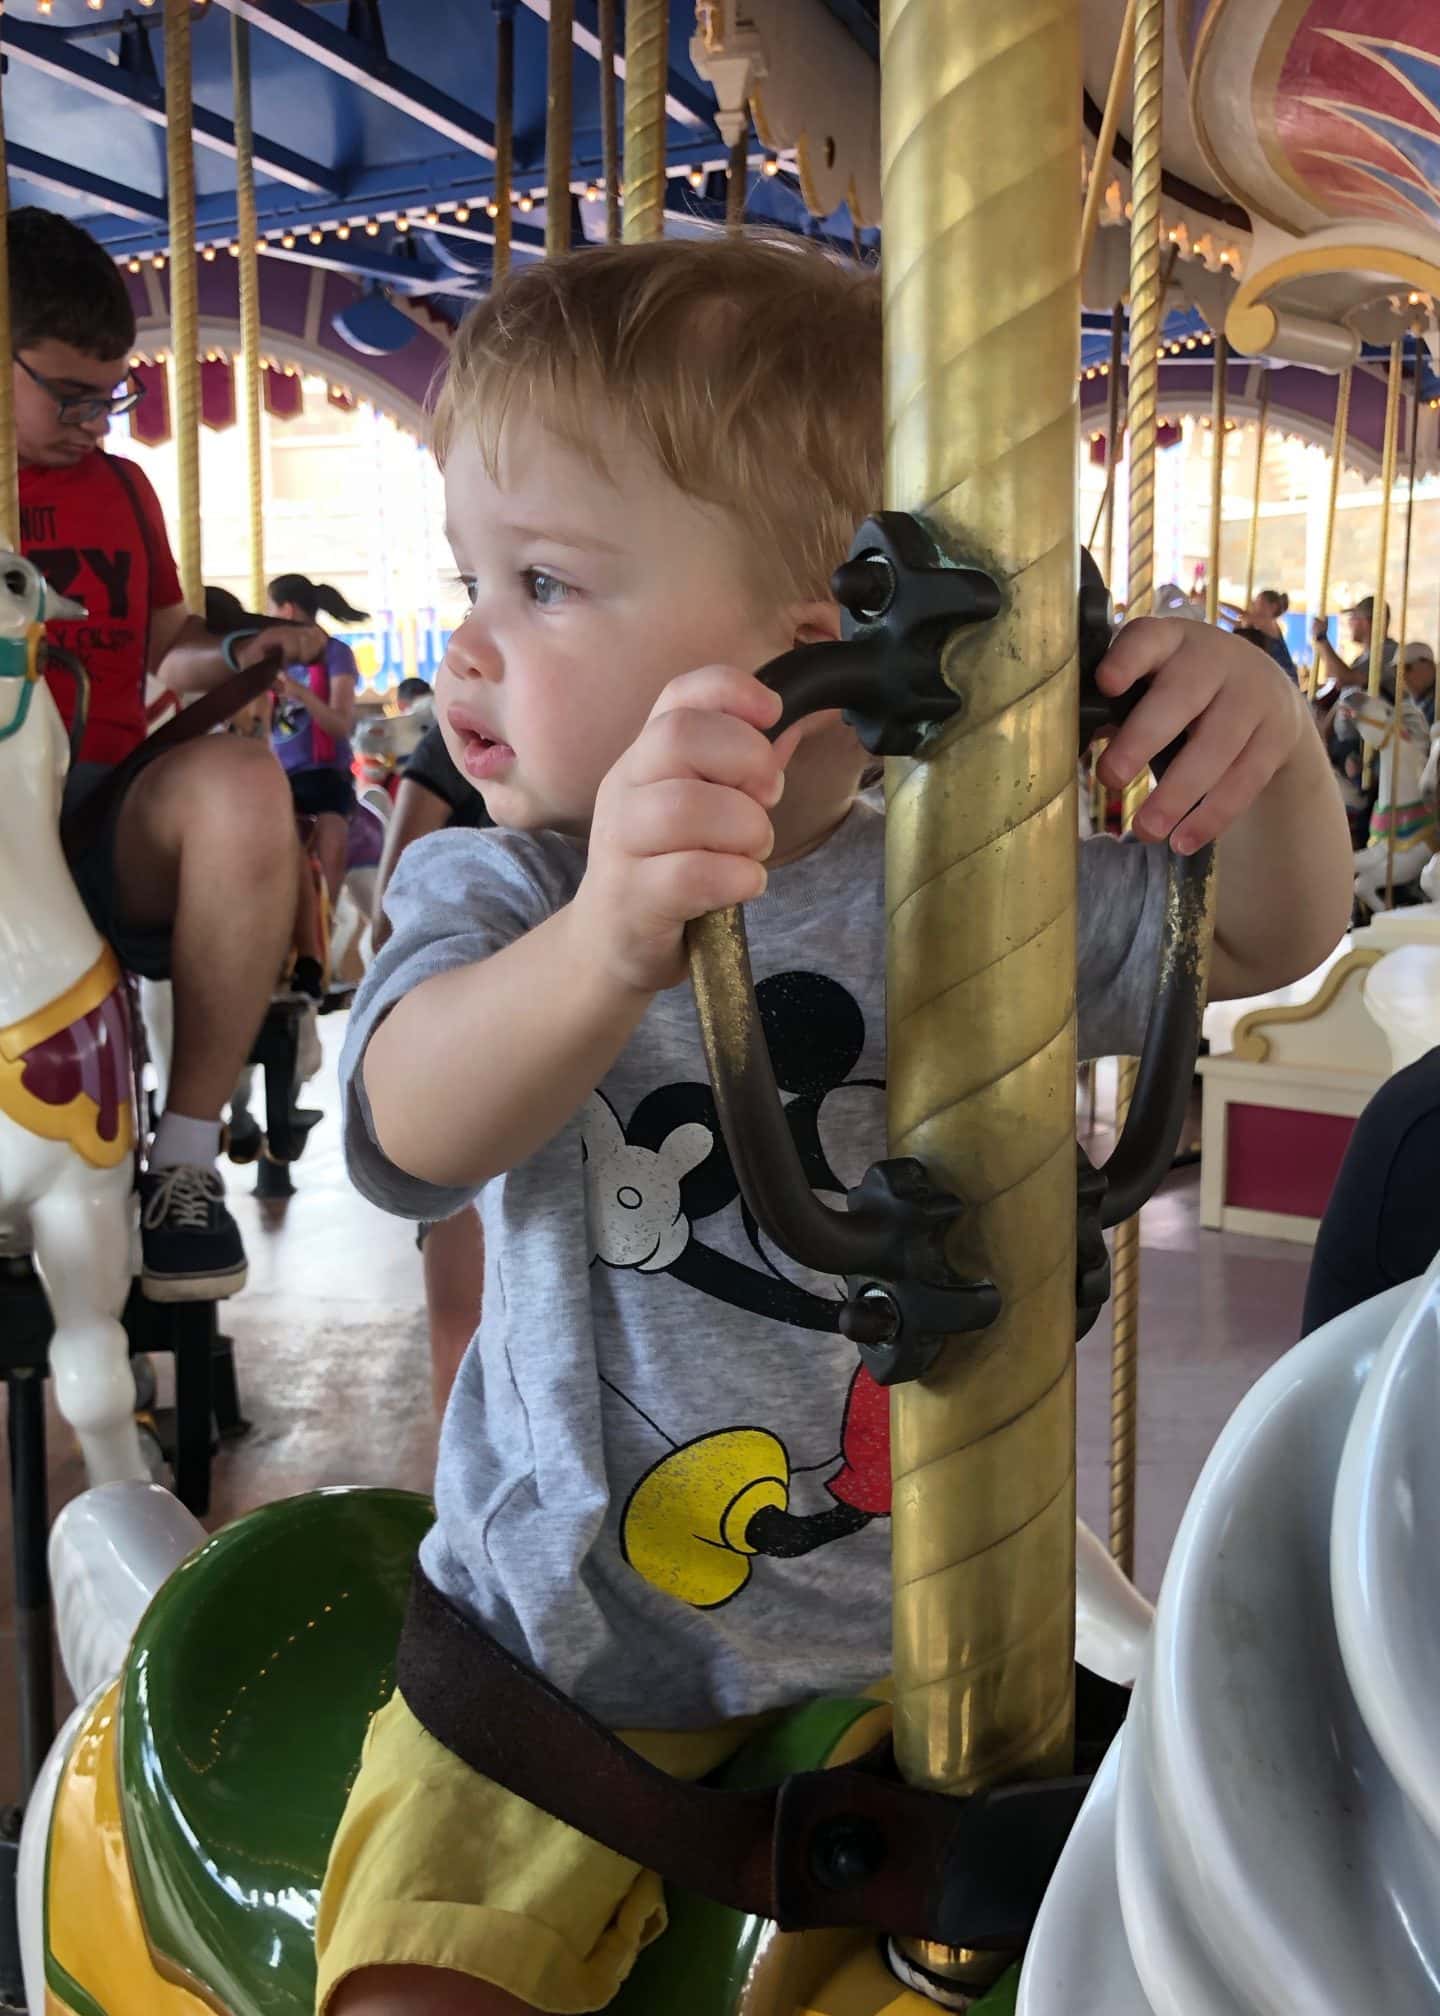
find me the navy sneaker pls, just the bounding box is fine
[139,1165,247,1302]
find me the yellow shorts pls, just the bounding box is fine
[315,1689,768,2014]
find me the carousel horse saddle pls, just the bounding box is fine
[45,1488,430,2016]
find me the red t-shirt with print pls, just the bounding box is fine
[20,449,183,766]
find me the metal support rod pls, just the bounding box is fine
[1078,0,1137,281]
[598,0,620,242]
[166,0,202,612]
[0,30,17,552]
[1106,0,1166,1583]
[546,0,574,256]
[493,0,515,282]
[1205,333,1228,625]
[1363,341,1404,791]
[1310,365,1352,701]
[1243,373,1270,609]
[231,14,265,611]
[1386,348,1423,911]
[883,0,1081,1993]
[1100,301,1125,584]
[622,0,667,244]
[727,119,748,233]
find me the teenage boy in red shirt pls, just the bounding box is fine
[13,207,324,1300]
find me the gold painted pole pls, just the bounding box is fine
[1243,373,1270,609]
[621,0,667,244]
[1205,333,1228,625]
[165,0,201,613]
[1386,350,1422,910]
[546,0,575,256]
[1363,340,1403,791]
[598,0,620,242]
[1078,0,1137,281]
[1106,0,1166,1584]
[883,0,1081,1992]
[1310,365,1351,701]
[0,10,16,553]
[493,0,515,283]
[230,15,264,612]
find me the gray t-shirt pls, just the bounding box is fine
[342,802,1168,1728]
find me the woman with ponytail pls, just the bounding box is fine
[267,572,369,905]
[1234,587,1297,680]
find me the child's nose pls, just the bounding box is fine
[442,619,501,683]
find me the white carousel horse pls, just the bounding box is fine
[0,553,148,1486]
[1341,688,1436,912]
[1020,1253,1440,2016]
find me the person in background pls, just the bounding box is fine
[395,676,434,713]
[1303,1048,1440,1334]
[14,207,323,1301]
[1403,641,1436,726]
[371,717,490,1416]
[267,572,367,917]
[1315,598,1399,845]
[1312,594,1396,699]
[1234,589,1296,680]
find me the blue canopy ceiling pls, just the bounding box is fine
[2,0,878,315]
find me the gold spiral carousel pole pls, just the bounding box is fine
[622,0,668,244]
[230,15,264,612]
[598,0,620,242]
[1205,334,1228,625]
[1310,366,1351,701]
[883,0,1081,1993]
[493,0,515,282]
[546,0,575,256]
[1243,373,1270,610]
[165,0,201,613]
[1363,341,1404,792]
[1106,0,1165,1585]
[0,10,16,554]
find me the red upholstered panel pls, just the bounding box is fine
[1226,1104,1356,1219]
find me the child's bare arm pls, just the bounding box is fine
[1095,621,1353,1000]
[364,665,789,1189]
[364,906,651,1188]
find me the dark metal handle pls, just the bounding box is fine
[41,644,91,769]
[689,527,1217,1311]
[688,514,1001,1287]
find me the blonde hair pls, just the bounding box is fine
[432,234,882,608]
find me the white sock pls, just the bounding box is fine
[150,1111,222,1172]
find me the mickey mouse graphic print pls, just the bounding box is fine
[343,804,1167,1728]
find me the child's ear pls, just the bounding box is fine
[792,600,843,649]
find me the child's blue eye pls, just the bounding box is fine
[524,569,571,608]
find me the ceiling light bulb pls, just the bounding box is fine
[518,193,534,212]
[454,205,470,223]
[689,167,704,188]
[281,232,296,248]
[762,155,779,176]
[336,223,350,239]
[309,228,323,243]
[365,220,380,236]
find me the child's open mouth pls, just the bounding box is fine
[450,714,516,781]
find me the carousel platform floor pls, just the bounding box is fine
[0,1027,1311,1805]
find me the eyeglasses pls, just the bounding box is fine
[14,353,144,424]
